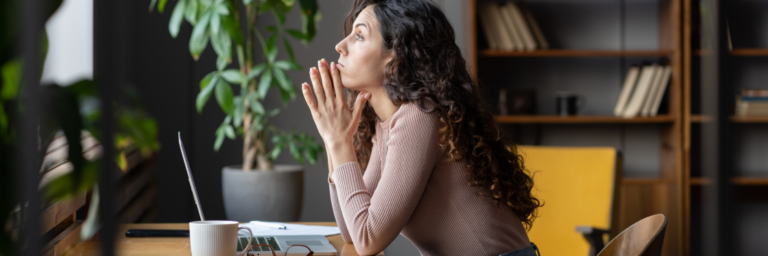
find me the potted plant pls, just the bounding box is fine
[150,0,324,221]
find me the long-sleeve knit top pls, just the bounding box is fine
[328,102,530,256]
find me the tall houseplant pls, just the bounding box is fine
[151,0,324,221]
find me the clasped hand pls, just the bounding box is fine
[301,58,371,149]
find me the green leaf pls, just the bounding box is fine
[214,130,225,151]
[299,5,320,44]
[190,9,212,45]
[149,0,157,12]
[304,146,317,165]
[269,135,285,160]
[274,60,301,70]
[233,96,244,127]
[257,67,273,99]
[216,54,228,70]
[184,0,198,24]
[273,9,286,25]
[224,125,236,139]
[247,92,265,114]
[215,79,234,115]
[285,29,306,41]
[189,9,212,59]
[158,0,168,13]
[189,30,209,60]
[200,71,216,89]
[196,74,218,113]
[211,28,231,61]
[169,0,186,38]
[210,12,220,36]
[272,67,291,90]
[221,69,246,84]
[283,36,296,61]
[268,108,280,117]
[248,63,268,80]
[1,58,22,100]
[222,14,243,45]
[215,2,229,15]
[288,141,302,164]
[265,25,277,32]
[266,34,278,62]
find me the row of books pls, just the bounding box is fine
[614,64,672,118]
[478,2,549,51]
[736,89,768,116]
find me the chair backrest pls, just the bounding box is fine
[598,214,667,256]
[517,145,621,256]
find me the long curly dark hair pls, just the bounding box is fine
[343,0,542,230]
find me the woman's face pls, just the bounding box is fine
[334,5,392,92]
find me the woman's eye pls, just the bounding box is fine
[355,33,363,41]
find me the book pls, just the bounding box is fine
[736,96,768,116]
[506,3,537,51]
[498,2,524,51]
[518,2,548,49]
[742,88,768,97]
[641,65,666,117]
[614,66,640,116]
[649,65,672,117]
[486,2,515,51]
[478,3,500,50]
[622,64,659,118]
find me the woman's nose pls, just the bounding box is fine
[335,39,346,55]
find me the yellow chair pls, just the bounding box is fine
[517,145,622,256]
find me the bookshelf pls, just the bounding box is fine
[684,0,768,255]
[469,0,683,255]
[480,49,674,57]
[493,115,675,124]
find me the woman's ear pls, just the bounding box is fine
[382,50,395,69]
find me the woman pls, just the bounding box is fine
[300,0,541,255]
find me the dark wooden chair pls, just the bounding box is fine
[597,214,667,256]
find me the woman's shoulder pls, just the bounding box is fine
[387,101,441,130]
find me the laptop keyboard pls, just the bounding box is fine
[237,236,281,252]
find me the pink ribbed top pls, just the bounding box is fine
[328,102,530,256]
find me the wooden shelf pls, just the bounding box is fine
[693,49,768,56]
[730,115,768,123]
[623,178,678,184]
[690,177,712,185]
[690,115,713,123]
[689,115,768,123]
[480,49,674,57]
[732,177,768,185]
[494,115,675,124]
[731,48,768,56]
[689,177,768,186]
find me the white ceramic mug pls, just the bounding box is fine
[189,220,252,256]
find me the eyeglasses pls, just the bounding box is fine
[240,243,314,256]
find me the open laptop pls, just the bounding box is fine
[178,132,337,255]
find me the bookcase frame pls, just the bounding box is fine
[683,0,768,255]
[467,0,684,255]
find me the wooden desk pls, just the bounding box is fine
[83,222,383,256]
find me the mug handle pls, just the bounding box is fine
[237,227,253,256]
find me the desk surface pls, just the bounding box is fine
[83,222,383,256]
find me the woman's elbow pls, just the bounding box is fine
[354,243,385,256]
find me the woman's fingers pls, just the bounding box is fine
[309,67,325,107]
[301,82,318,114]
[351,91,371,125]
[318,59,335,107]
[330,61,346,108]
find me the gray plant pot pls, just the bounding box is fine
[222,165,304,222]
